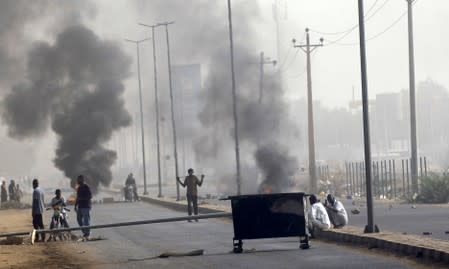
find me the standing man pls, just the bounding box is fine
[15,184,23,203]
[32,179,45,242]
[177,168,204,221]
[308,194,331,237]
[324,193,348,228]
[75,175,92,241]
[1,181,7,204]
[9,180,16,201]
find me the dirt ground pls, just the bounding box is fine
[0,209,98,269]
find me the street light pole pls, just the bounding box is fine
[138,23,163,197]
[292,28,322,194]
[227,0,241,195]
[357,0,377,233]
[158,21,181,201]
[406,0,418,197]
[125,37,151,195]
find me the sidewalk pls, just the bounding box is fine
[140,194,449,265]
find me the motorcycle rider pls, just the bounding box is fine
[125,173,138,201]
[50,189,69,229]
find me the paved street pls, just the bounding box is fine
[339,200,449,240]
[62,201,420,269]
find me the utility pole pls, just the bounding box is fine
[357,0,377,233]
[158,21,181,201]
[292,28,322,194]
[124,37,151,195]
[139,23,163,197]
[406,0,418,197]
[227,0,241,195]
[259,51,277,104]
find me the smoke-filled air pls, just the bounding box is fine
[1,25,131,193]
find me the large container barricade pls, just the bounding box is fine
[225,192,310,253]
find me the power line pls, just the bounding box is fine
[323,9,407,46]
[278,31,306,72]
[309,0,383,36]
[280,48,299,71]
[277,46,292,70]
[323,0,420,46]
[288,50,318,79]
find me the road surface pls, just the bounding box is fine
[63,201,420,269]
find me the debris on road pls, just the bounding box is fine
[351,208,360,215]
[0,236,24,245]
[128,249,204,261]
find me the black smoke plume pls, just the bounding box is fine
[135,1,300,193]
[1,25,131,192]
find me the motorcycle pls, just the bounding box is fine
[46,205,72,241]
[124,184,136,202]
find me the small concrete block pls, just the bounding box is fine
[102,197,114,203]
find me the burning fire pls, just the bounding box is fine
[262,186,272,194]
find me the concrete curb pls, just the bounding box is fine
[140,196,228,215]
[141,195,449,265]
[318,229,449,265]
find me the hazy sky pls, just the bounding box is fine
[1,0,448,181]
[86,0,449,108]
[277,0,449,107]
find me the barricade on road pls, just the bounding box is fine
[225,192,310,253]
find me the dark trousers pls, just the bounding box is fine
[187,194,198,216]
[32,214,45,241]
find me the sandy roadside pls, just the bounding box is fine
[0,209,99,269]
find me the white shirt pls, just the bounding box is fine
[309,202,331,229]
[327,200,348,227]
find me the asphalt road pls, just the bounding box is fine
[339,200,449,240]
[63,201,420,269]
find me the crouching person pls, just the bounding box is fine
[324,194,348,228]
[308,194,331,238]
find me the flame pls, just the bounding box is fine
[263,186,272,194]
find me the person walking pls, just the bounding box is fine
[177,168,204,222]
[32,179,45,242]
[324,193,348,228]
[75,175,92,241]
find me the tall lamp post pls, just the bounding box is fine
[124,37,151,195]
[138,23,163,197]
[157,21,181,201]
[357,0,378,233]
[227,0,242,195]
[406,0,418,197]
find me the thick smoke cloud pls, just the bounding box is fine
[0,0,95,90]
[2,25,131,192]
[135,1,300,194]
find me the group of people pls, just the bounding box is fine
[308,193,348,237]
[1,180,23,204]
[31,175,92,242]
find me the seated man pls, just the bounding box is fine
[324,194,348,228]
[50,189,69,229]
[308,194,331,237]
